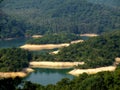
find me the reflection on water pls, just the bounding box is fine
[24,68,74,85]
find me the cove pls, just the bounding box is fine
[24,68,74,85]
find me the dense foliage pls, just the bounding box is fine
[0,77,22,90]
[0,0,120,38]
[0,13,27,39]
[0,48,32,72]
[88,0,120,8]
[27,33,81,44]
[56,30,120,68]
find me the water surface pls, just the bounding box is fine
[24,68,74,85]
[0,38,26,48]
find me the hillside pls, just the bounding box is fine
[26,33,81,44]
[88,0,120,8]
[0,0,120,38]
[31,30,120,68]
[0,48,32,72]
[54,30,120,68]
[0,12,26,39]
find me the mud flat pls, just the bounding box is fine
[69,66,116,76]
[30,61,84,68]
[0,68,34,78]
[80,34,99,37]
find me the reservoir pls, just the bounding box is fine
[0,38,74,85]
[24,68,74,85]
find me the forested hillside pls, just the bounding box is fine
[0,12,49,39]
[32,30,120,68]
[0,13,26,39]
[0,0,120,38]
[0,48,32,72]
[88,0,120,8]
[27,33,81,44]
[56,30,120,68]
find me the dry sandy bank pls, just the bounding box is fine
[32,35,43,38]
[0,68,34,78]
[80,34,99,37]
[50,50,60,55]
[69,66,116,76]
[70,40,84,44]
[115,57,120,62]
[20,39,84,51]
[30,61,84,68]
[20,44,69,51]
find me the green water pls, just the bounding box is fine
[24,68,74,85]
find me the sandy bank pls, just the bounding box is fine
[0,68,34,78]
[69,66,116,76]
[70,40,84,44]
[32,35,43,38]
[20,39,84,51]
[30,61,84,68]
[115,57,120,62]
[20,44,69,51]
[80,34,99,37]
[50,50,60,55]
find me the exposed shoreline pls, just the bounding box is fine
[68,66,116,76]
[20,39,84,51]
[80,33,99,37]
[30,61,85,68]
[0,68,34,78]
[32,35,43,38]
[20,44,70,51]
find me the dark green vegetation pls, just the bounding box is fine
[1,66,120,90]
[0,77,22,90]
[88,0,120,8]
[27,33,81,44]
[1,0,120,38]
[0,13,27,39]
[0,48,32,72]
[56,30,120,68]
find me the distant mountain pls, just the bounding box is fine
[0,0,120,38]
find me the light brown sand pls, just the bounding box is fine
[20,44,70,51]
[69,66,116,76]
[50,50,60,54]
[32,35,43,38]
[70,40,84,44]
[80,34,99,37]
[115,57,120,62]
[0,68,34,78]
[30,61,84,68]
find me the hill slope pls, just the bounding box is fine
[1,0,120,38]
[56,30,120,68]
